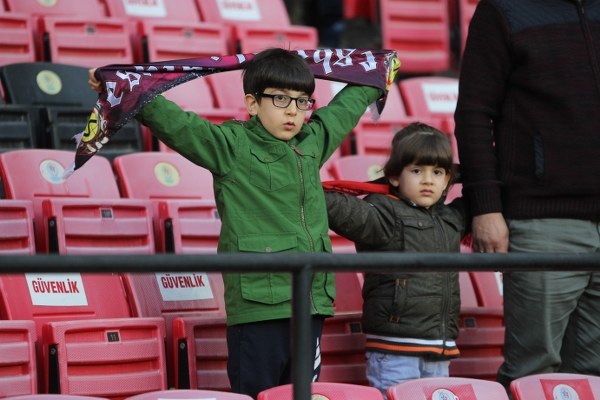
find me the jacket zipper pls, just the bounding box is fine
[429,210,449,353]
[575,0,600,98]
[290,143,317,312]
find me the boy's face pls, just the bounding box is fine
[388,163,451,208]
[245,88,310,141]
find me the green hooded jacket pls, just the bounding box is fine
[136,85,381,325]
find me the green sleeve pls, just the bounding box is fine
[136,95,237,176]
[307,85,381,165]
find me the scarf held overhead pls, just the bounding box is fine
[66,49,398,176]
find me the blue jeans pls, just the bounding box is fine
[366,352,450,399]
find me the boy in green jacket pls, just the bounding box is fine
[90,48,393,398]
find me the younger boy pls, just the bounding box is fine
[90,48,390,398]
[325,123,467,398]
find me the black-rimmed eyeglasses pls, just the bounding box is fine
[257,93,315,111]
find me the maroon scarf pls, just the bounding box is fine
[65,49,397,176]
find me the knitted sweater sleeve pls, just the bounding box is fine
[454,0,511,216]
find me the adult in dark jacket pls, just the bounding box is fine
[454,0,600,391]
[325,123,467,398]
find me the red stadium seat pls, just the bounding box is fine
[113,151,219,254]
[0,149,153,254]
[380,0,451,74]
[103,0,202,22]
[235,25,318,53]
[459,271,478,308]
[329,155,387,182]
[139,20,229,62]
[0,320,37,397]
[205,70,247,116]
[0,199,35,255]
[0,13,36,66]
[320,273,367,385]
[3,0,105,17]
[450,305,504,381]
[510,373,600,400]
[121,272,226,388]
[196,0,317,53]
[171,315,229,391]
[387,376,509,400]
[42,318,167,398]
[124,389,252,400]
[258,382,384,400]
[38,16,134,68]
[398,76,459,133]
[470,271,503,308]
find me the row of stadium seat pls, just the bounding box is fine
[259,373,600,400]
[0,0,480,74]
[0,0,318,68]
[0,260,502,398]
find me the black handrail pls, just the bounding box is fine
[1,252,600,400]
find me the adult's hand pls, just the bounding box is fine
[472,212,509,253]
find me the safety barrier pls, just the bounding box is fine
[1,252,600,400]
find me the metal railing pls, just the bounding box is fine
[2,252,600,399]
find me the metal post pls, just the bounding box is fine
[291,264,313,400]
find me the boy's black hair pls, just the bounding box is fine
[384,122,454,179]
[242,48,315,96]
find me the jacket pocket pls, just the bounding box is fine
[238,233,297,305]
[388,278,408,323]
[240,273,292,305]
[249,146,291,191]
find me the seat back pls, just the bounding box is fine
[0,62,96,107]
[205,70,247,116]
[0,274,133,338]
[0,13,36,66]
[4,0,105,17]
[0,148,119,199]
[124,389,252,400]
[113,152,214,200]
[0,320,37,397]
[0,199,36,254]
[140,20,229,62]
[42,318,167,399]
[510,373,600,400]
[380,0,451,74]
[387,377,510,400]
[258,382,384,400]
[39,16,134,68]
[171,315,229,390]
[329,155,387,182]
[0,104,42,150]
[104,0,202,22]
[398,76,459,136]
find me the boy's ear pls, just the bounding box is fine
[245,94,259,116]
[388,176,400,187]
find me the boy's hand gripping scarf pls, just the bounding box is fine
[65,49,399,177]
